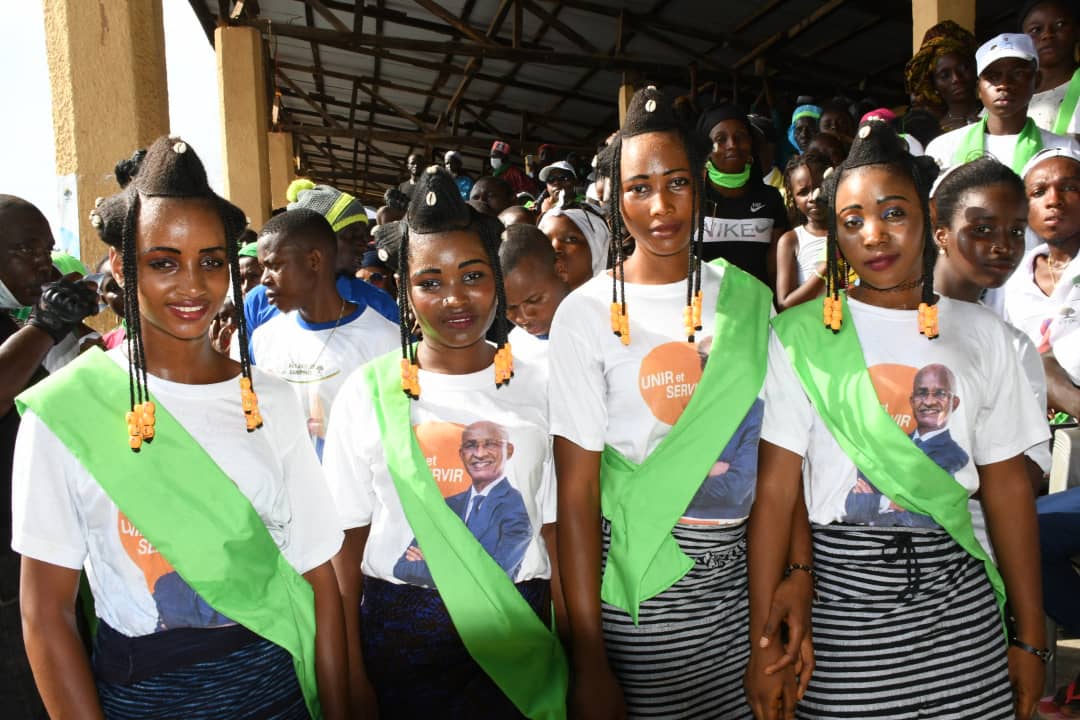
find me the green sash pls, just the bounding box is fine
[953,116,1043,175]
[600,260,771,623]
[15,349,323,717]
[364,352,568,720]
[771,294,1006,629]
[1053,68,1080,135]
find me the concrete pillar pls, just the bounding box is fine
[618,73,641,127]
[267,131,296,213]
[912,0,976,54]
[216,25,270,227]
[43,0,169,268]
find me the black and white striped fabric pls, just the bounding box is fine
[799,524,1012,720]
[600,521,753,719]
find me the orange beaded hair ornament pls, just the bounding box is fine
[606,86,710,346]
[90,136,259,451]
[396,166,514,399]
[820,120,941,338]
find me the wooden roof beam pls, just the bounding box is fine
[304,0,350,33]
[279,123,597,153]
[519,0,597,54]
[733,0,848,69]
[435,0,514,131]
[233,18,702,75]
[411,0,498,46]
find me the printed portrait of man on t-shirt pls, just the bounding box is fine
[844,363,969,527]
[393,421,532,586]
[681,336,764,521]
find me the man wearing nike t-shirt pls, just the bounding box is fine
[697,104,789,289]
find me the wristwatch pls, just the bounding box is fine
[1009,637,1053,664]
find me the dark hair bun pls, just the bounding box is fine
[407,166,471,234]
[114,149,146,189]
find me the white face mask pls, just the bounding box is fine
[490,157,504,170]
[0,276,25,310]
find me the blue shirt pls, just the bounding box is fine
[244,275,399,361]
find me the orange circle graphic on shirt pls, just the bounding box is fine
[638,341,706,426]
[867,363,918,435]
[117,511,175,593]
[414,422,469,498]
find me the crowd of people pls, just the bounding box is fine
[2,2,1080,718]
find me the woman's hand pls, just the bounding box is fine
[1007,645,1044,720]
[745,642,798,720]
[569,661,626,720]
[756,571,815,697]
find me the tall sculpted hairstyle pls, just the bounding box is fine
[397,166,512,399]
[820,120,941,338]
[606,85,711,345]
[90,136,257,451]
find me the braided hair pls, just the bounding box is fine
[783,152,831,226]
[90,136,253,440]
[398,166,511,396]
[606,86,712,344]
[820,120,941,336]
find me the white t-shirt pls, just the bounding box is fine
[794,225,827,286]
[322,356,555,587]
[548,263,785,522]
[763,297,1048,547]
[1030,80,1080,135]
[1005,243,1080,385]
[509,326,549,379]
[11,349,343,638]
[251,306,398,460]
[925,123,1080,170]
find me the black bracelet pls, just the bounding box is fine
[784,563,817,585]
[1009,637,1052,664]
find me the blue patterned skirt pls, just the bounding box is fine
[94,624,307,720]
[361,575,550,720]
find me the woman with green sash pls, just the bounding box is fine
[1022,0,1080,136]
[549,86,803,719]
[322,166,566,719]
[750,120,1050,719]
[11,137,349,719]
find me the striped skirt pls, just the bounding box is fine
[600,520,752,719]
[95,636,308,719]
[798,524,1012,720]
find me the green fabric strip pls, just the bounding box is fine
[770,294,1007,630]
[1053,68,1080,135]
[364,351,568,720]
[15,349,323,717]
[599,260,771,622]
[706,160,751,189]
[953,116,1043,175]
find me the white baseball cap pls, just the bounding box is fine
[539,160,577,182]
[976,33,1038,76]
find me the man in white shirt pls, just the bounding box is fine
[252,209,398,458]
[926,33,1080,171]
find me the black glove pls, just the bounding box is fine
[27,277,100,344]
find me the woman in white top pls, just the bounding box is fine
[12,137,348,719]
[751,121,1049,720]
[323,167,565,719]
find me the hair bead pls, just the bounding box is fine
[918,302,939,338]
